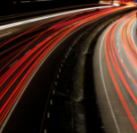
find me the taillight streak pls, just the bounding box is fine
[105,14,137,131]
[0,5,128,127]
[0,24,72,98]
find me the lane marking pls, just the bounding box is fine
[57,74,59,79]
[44,129,47,133]
[0,44,60,132]
[131,19,137,50]
[53,90,55,95]
[50,100,53,105]
[47,112,50,119]
[59,69,61,73]
[55,81,57,86]
[61,64,63,67]
[99,25,121,133]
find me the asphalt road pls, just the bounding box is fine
[93,10,137,133]
[1,6,115,133]
[0,4,136,133]
[131,18,137,49]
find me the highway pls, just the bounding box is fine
[93,10,137,133]
[0,3,136,133]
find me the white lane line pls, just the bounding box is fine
[99,25,121,133]
[0,44,58,132]
[50,100,53,105]
[131,19,137,50]
[65,55,68,59]
[0,17,90,131]
[47,112,50,119]
[55,81,57,86]
[0,5,114,31]
[53,90,55,95]
[9,60,18,67]
[44,129,47,133]
[57,74,59,79]
[59,68,61,73]
[0,32,11,38]
[61,64,63,67]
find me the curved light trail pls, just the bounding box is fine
[0,4,135,133]
[99,10,137,133]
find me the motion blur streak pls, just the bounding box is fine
[105,11,137,132]
[0,5,114,32]
[0,4,134,133]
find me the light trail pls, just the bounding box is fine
[104,11,137,132]
[0,5,114,31]
[0,5,133,133]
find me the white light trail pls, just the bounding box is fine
[0,5,114,31]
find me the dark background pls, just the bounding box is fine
[1,0,100,16]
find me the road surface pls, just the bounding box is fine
[93,10,137,133]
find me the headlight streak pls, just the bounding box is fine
[0,26,68,125]
[0,17,84,126]
[0,5,114,31]
[0,8,115,69]
[0,8,117,88]
[0,5,130,131]
[0,14,67,49]
[0,8,93,54]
